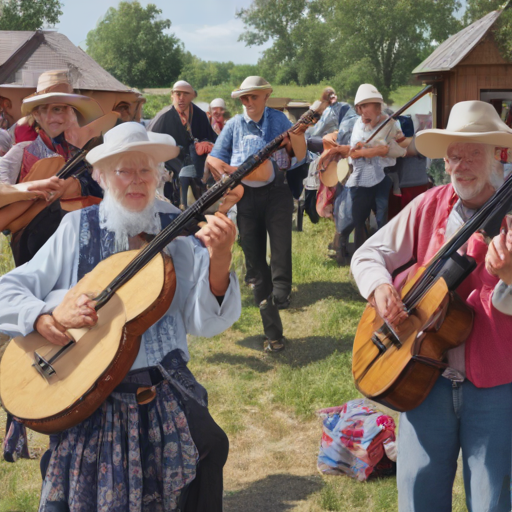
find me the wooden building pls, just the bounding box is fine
[0,30,145,128]
[412,8,512,128]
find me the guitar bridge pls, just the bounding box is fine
[33,352,56,381]
[33,340,75,381]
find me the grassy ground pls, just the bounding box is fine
[143,84,421,119]
[0,219,468,511]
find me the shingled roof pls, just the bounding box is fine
[0,30,129,92]
[412,10,503,75]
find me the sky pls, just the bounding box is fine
[55,0,271,64]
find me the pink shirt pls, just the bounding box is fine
[351,184,512,388]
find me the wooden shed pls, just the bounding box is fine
[412,8,512,128]
[0,30,145,128]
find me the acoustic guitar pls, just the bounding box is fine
[352,173,512,412]
[0,99,329,434]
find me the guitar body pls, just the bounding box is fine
[352,268,473,412]
[0,249,176,434]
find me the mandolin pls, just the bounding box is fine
[352,173,512,412]
[0,100,328,435]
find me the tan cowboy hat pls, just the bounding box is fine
[86,122,179,166]
[171,80,197,98]
[354,84,384,107]
[21,70,103,123]
[232,76,273,99]
[415,101,512,159]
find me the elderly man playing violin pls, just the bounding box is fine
[0,122,241,512]
[351,101,512,512]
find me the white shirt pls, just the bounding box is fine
[0,141,30,184]
[347,117,403,188]
[0,201,242,369]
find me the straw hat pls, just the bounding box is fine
[21,70,104,123]
[86,122,179,166]
[232,76,273,99]
[171,80,197,97]
[415,101,512,159]
[354,84,384,107]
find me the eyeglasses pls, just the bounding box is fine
[113,168,154,182]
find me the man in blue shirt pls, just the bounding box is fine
[207,76,296,352]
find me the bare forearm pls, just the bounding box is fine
[208,247,232,296]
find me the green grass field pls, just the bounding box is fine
[143,84,423,119]
[0,219,468,511]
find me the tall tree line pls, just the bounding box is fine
[1,0,509,92]
[237,0,464,100]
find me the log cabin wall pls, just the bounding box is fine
[435,34,512,128]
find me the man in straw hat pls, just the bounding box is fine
[0,121,241,511]
[19,70,105,181]
[207,76,303,352]
[148,80,217,208]
[351,100,512,511]
[0,70,114,267]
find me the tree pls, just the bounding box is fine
[237,0,329,85]
[86,1,183,88]
[330,0,462,99]
[238,0,462,98]
[464,0,512,61]
[0,0,62,30]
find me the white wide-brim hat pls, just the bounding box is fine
[415,100,512,159]
[232,76,273,99]
[354,84,384,107]
[86,122,179,166]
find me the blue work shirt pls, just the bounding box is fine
[210,106,292,186]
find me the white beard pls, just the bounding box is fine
[99,190,161,252]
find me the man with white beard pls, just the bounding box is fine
[0,122,241,512]
[351,101,512,511]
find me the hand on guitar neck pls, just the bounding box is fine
[195,212,237,297]
[369,283,409,330]
[35,293,98,346]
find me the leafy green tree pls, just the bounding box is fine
[86,1,183,88]
[179,53,235,88]
[330,0,462,99]
[0,0,62,30]
[228,64,259,85]
[464,0,512,61]
[238,0,462,98]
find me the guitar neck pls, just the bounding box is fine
[93,105,325,310]
[403,173,512,308]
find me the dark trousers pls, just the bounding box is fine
[339,176,392,251]
[180,176,203,207]
[181,399,229,512]
[237,177,294,340]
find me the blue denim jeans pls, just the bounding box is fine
[336,176,392,250]
[397,377,512,512]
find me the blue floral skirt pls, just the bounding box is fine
[39,380,198,512]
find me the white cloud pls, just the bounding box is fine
[172,18,272,64]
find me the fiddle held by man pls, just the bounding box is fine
[0,122,241,511]
[351,100,512,511]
